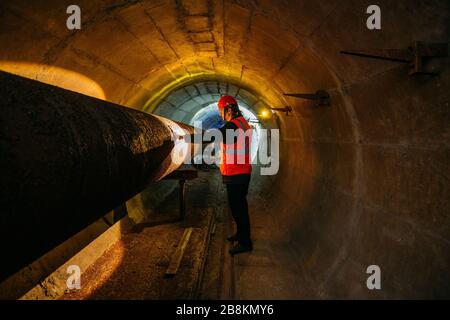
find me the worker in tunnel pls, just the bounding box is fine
[217,95,253,255]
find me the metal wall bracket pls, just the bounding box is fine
[268,105,293,116]
[341,41,448,75]
[284,90,330,108]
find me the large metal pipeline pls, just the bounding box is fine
[0,71,197,281]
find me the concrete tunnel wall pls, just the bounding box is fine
[0,0,449,298]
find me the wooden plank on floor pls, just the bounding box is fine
[165,228,193,277]
[191,208,215,299]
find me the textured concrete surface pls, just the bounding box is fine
[0,0,449,298]
[60,209,213,300]
[60,172,215,300]
[0,211,116,299]
[20,215,135,300]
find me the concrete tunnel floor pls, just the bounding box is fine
[60,168,301,300]
[0,0,449,299]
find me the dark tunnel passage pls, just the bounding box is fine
[0,0,449,300]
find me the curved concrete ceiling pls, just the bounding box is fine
[0,0,449,298]
[151,80,264,124]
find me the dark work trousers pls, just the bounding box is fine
[226,183,251,246]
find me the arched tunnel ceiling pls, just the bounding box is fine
[151,80,265,123]
[1,0,447,112]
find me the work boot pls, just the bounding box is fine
[226,233,239,242]
[229,242,253,255]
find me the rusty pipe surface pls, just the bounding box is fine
[0,71,196,281]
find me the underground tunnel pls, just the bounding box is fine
[0,0,449,300]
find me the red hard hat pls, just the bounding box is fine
[218,95,237,110]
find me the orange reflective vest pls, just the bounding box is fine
[220,116,252,176]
